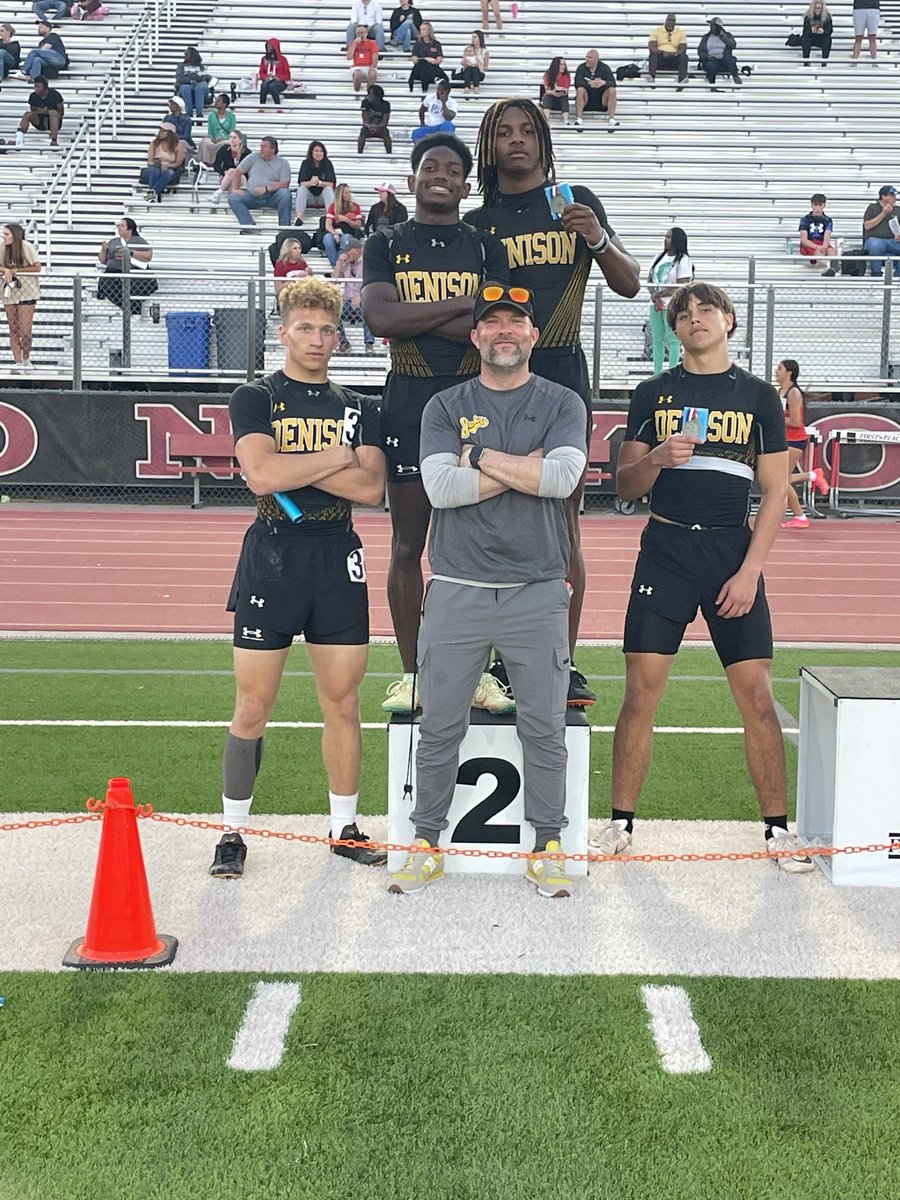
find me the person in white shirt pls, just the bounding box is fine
[411,81,456,141]
[346,0,385,51]
[646,226,694,372]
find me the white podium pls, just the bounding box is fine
[797,666,900,887]
[387,709,590,875]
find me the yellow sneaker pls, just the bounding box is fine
[525,840,573,898]
[387,838,444,894]
[382,673,419,713]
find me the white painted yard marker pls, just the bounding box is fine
[640,984,712,1075]
[227,981,302,1072]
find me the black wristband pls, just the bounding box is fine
[469,445,484,471]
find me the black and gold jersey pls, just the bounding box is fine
[465,183,613,350]
[362,219,508,378]
[625,364,788,527]
[230,372,381,531]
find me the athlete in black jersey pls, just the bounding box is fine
[597,282,812,873]
[362,133,508,713]
[467,99,640,706]
[210,277,388,880]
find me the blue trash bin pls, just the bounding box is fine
[165,311,212,372]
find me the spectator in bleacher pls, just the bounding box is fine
[648,13,688,85]
[97,217,157,316]
[852,0,879,62]
[295,140,337,218]
[456,30,489,95]
[2,222,41,373]
[389,0,422,53]
[162,95,196,155]
[647,227,694,373]
[480,0,503,32]
[798,193,837,274]
[175,46,212,118]
[323,183,363,266]
[257,38,291,108]
[197,93,235,166]
[408,22,447,93]
[801,2,833,66]
[334,239,375,353]
[348,23,379,93]
[210,129,249,204]
[15,75,64,149]
[143,124,185,202]
[698,17,741,89]
[358,83,392,154]
[0,24,21,81]
[363,182,408,235]
[31,0,68,23]
[862,185,900,277]
[412,81,456,142]
[345,0,386,51]
[228,135,293,229]
[273,239,313,308]
[574,49,619,130]
[16,20,68,81]
[540,56,571,125]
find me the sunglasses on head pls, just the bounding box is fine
[480,285,531,304]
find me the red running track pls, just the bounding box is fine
[0,506,899,643]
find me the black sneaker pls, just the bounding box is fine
[331,822,387,867]
[488,657,514,697]
[567,666,596,707]
[209,832,247,877]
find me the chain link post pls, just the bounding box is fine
[880,260,893,379]
[764,286,775,382]
[746,256,756,372]
[592,283,602,397]
[247,279,257,382]
[72,277,82,389]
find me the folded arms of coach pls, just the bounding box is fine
[421,446,586,508]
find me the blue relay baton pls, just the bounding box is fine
[274,491,304,523]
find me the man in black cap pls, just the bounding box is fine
[862,185,900,277]
[387,281,588,898]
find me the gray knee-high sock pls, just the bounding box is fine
[222,733,264,822]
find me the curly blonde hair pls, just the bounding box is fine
[278,276,342,323]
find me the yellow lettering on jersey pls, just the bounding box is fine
[503,231,577,269]
[460,414,489,439]
[395,271,480,303]
[692,411,753,444]
[655,410,681,440]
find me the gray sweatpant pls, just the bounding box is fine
[411,578,571,844]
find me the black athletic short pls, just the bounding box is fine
[531,345,592,446]
[623,518,773,667]
[381,371,465,483]
[582,88,611,113]
[227,520,369,649]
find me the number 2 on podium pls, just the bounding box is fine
[452,757,522,844]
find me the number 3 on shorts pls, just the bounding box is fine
[346,547,367,583]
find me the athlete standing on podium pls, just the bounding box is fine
[467,98,640,707]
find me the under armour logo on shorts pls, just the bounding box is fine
[242,627,264,640]
[250,595,265,608]
[638,584,653,595]
[395,464,419,475]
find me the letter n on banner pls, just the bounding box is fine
[134,403,231,479]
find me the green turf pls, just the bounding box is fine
[1,643,897,817]
[0,973,897,1200]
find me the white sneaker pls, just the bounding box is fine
[573,116,583,129]
[767,825,814,873]
[9,362,22,373]
[20,358,33,372]
[210,188,222,205]
[472,671,516,715]
[382,673,419,713]
[589,818,632,857]
[607,117,620,130]
[15,131,25,147]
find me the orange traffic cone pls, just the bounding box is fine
[63,777,177,969]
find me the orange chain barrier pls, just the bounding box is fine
[3,809,897,866]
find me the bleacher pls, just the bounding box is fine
[3,0,900,388]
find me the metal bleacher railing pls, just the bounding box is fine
[34,254,900,394]
[42,0,177,269]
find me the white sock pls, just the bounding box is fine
[222,794,252,824]
[329,792,358,832]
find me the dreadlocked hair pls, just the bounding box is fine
[475,98,555,206]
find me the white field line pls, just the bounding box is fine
[0,719,792,734]
[640,985,712,1075]
[227,981,302,1072]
